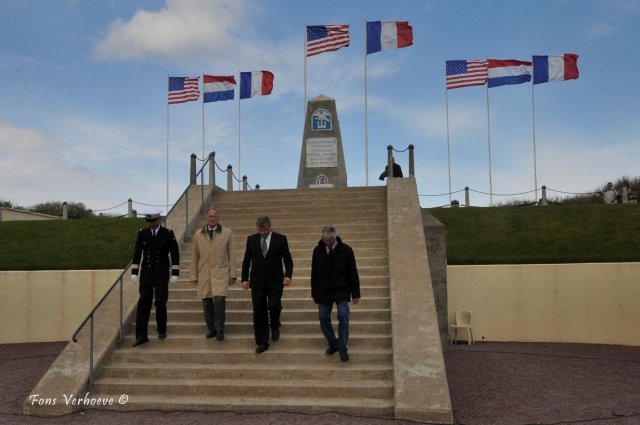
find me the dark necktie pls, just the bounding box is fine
[152,228,156,237]
[261,237,268,258]
[208,228,213,239]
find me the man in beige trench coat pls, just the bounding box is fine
[190,207,237,341]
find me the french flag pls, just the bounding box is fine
[239,71,274,99]
[487,59,532,88]
[366,21,413,54]
[532,54,579,85]
[203,75,236,103]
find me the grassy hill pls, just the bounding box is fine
[0,218,145,271]
[0,204,638,270]
[427,203,639,264]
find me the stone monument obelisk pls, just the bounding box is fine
[297,94,347,188]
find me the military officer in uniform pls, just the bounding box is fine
[130,210,180,347]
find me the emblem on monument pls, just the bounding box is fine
[311,109,332,131]
[316,175,330,185]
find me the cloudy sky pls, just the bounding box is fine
[1,0,638,214]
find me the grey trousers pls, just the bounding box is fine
[202,296,226,332]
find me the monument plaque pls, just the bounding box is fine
[306,138,337,168]
[297,95,347,188]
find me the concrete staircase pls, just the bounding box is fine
[90,187,395,416]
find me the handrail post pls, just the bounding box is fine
[540,185,548,206]
[190,154,197,185]
[242,175,248,191]
[408,144,415,177]
[62,202,68,219]
[119,276,124,343]
[227,165,233,191]
[621,185,628,203]
[127,199,134,218]
[209,151,216,188]
[89,316,94,389]
[184,188,189,242]
[387,145,394,182]
[465,186,470,207]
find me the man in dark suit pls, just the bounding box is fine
[242,216,293,353]
[130,210,180,347]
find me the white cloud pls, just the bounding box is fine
[92,0,252,61]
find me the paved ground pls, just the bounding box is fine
[1,341,639,425]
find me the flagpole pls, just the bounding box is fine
[531,68,539,203]
[202,73,205,162]
[238,70,241,191]
[486,84,493,206]
[304,24,307,115]
[364,20,369,186]
[444,59,452,205]
[166,75,170,212]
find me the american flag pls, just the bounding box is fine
[306,25,350,57]
[446,60,488,89]
[168,76,200,104]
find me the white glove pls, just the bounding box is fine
[170,275,179,283]
[131,274,138,283]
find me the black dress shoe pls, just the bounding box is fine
[326,347,338,355]
[216,331,224,341]
[255,344,269,353]
[158,333,166,340]
[132,338,149,347]
[271,328,280,342]
[339,351,349,362]
[206,330,217,339]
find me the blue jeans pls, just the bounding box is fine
[318,301,350,353]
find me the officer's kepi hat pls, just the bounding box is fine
[144,208,162,222]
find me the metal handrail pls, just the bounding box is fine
[71,260,132,388]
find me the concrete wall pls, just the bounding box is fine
[0,208,60,221]
[0,270,121,343]
[3,263,639,346]
[448,263,640,346]
[421,210,448,348]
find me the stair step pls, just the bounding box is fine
[148,320,392,334]
[109,347,393,365]
[151,308,390,322]
[100,362,393,381]
[167,297,391,309]
[93,377,393,398]
[120,333,391,349]
[167,285,390,299]
[85,393,395,417]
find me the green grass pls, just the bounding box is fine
[1,204,638,270]
[0,218,145,270]
[427,204,640,264]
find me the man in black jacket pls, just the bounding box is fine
[130,210,180,347]
[242,216,294,353]
[311,226,360,362]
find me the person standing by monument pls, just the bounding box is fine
[378,156,403,180]
[241,216,294,354]
[311,226,360,362]
[130,209,180,347]
[190,207,237,341]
